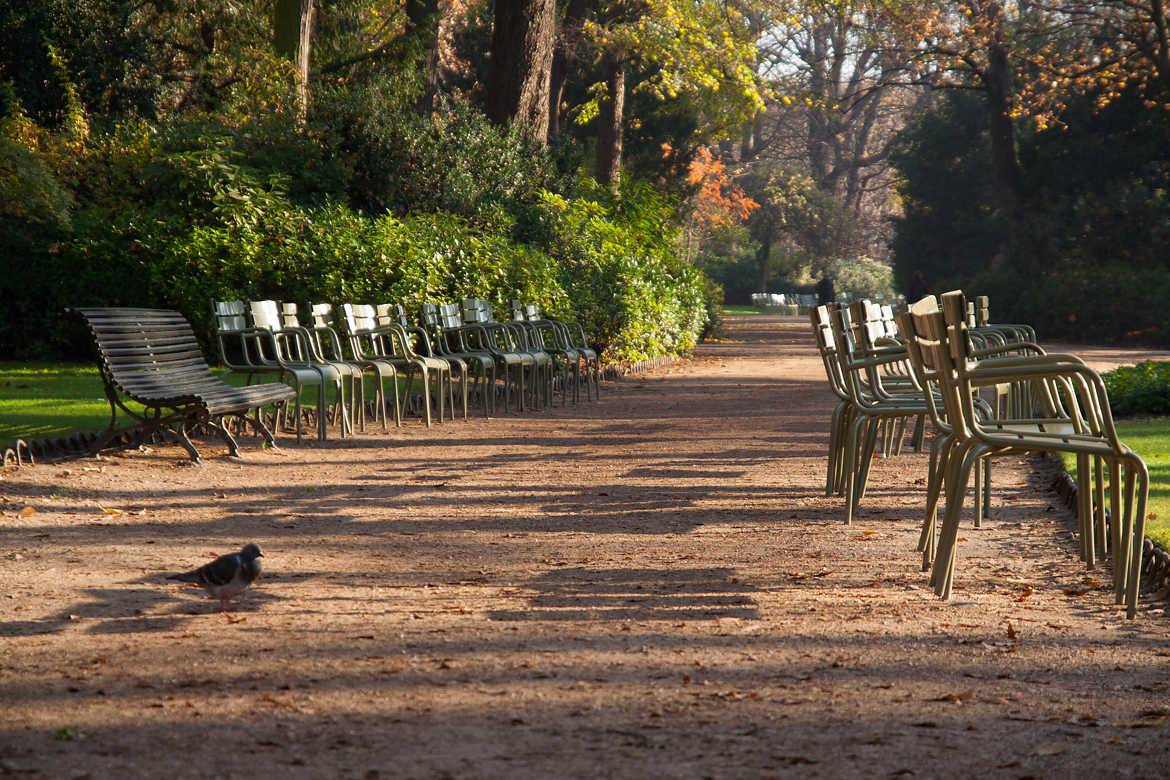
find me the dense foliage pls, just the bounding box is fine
[1102,362,1170,418]
[0,2,715,364]
[891,88,1170,344]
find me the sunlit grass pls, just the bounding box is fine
[0,362,291,451]
[0,363,113,449]
[1061,418,1170,548]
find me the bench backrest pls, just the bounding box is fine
[73,308,217,399]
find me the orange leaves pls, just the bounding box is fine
[686,147,758,231]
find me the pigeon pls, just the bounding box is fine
[168,543,263,611]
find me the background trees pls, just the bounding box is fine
[3,0,1170,354]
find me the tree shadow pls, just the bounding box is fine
[488,566,762,622]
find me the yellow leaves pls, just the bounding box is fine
[101,507,123,515]
[18,506,36,518]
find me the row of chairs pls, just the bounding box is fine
[811,293,1149,618]
[213,298,600,442]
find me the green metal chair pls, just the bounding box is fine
[910,292,1148,618]
[509,300,580,406]
[381,303,465,421]
[463,298,552,410]
[342,303,440,427]
[420,303,496,417]
[447,300,533,413]
[826,303,929,524]
[248,299,351,441]
[279,301,366,432]
[309,302,401,431]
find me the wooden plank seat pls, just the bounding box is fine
[71,307,296,463]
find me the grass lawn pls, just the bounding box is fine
[1061,418,1170,549]
[0,362,306,452]
[0,363,117,450]
[723,304,806,316]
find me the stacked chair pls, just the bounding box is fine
[810,301,928,524]
[214,299,350,443]
[902,291,1148,618]
[812,291,1149,618]
[213,297,602,432]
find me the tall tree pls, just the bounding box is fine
[757,0,929,223]
[274,0,315,122]
[485,0,558,144]
[549,0,595,135]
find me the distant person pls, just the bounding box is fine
[907,271,929,303]
[816,274,835,305]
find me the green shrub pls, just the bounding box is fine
[530,182,708,362]
[4,102,707,367]
[1102,361,1170,418]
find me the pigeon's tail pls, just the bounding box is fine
[167,571,201,582]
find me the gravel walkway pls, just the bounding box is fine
[1,313,1168,778]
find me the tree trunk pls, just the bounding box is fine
[274,0,314,123]
[406,0,440,115]
[595,49,626,185]
[548,0,593,136]
[754,233,772,293]
[806,16,831,188]
[983,4,1022,215]
[485,0,558,145]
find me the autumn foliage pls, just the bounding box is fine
[684,146,758,231]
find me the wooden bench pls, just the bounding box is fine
[71,307,296,463]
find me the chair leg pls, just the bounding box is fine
[1110,458,1124,603]
[843,414,869,525]
[931,440,984,597]
[1124,456,1149,619]
[855,416,881,503]
[1094,455,1107,557]
[1076,452,1093,567]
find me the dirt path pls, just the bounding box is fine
[2,314,1169,779]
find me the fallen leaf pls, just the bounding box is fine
[1006,622,1019,643]
[931,689,974,703]
[101,507,123,515]
[17,506,35,518]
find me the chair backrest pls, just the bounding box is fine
[311,303,333,329]
[908,299,972,439]
[384,304,410,327]
[420,303,440,329]
[439,303,463,330]
[808,305,849,402]
[214,300,247,333]
[462,298,493,325]
[342,303,378,334]
[280,302,300,329]
[250,300,282,331]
